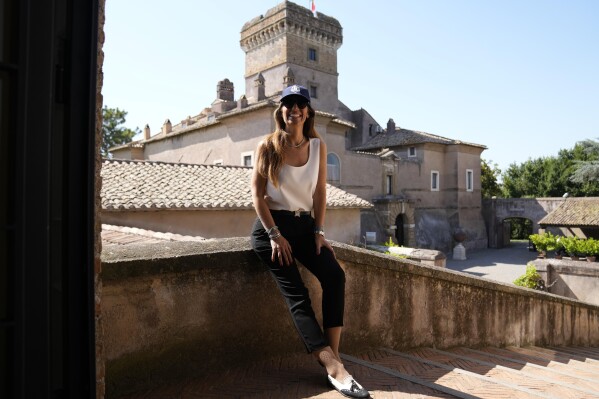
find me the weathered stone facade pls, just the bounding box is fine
[483,198,566,248]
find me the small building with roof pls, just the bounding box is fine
[100,159,373,243]
[539,197,599,239]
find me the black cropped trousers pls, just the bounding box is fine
[250,211,345,353]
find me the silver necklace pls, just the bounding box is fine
[286,136,305,148]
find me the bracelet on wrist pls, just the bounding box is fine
[314,227,325,237]
[269,231,282,240]
[266,225,279,235]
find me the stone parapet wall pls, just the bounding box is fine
[101,238,599,397]
[533,259,599,305]
[387,246,446,267]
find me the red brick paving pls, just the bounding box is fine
[117,346,599,399]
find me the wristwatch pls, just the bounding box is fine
[314,227,325,237]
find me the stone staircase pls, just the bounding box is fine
[346,346,599,399]
[120,345,599,398]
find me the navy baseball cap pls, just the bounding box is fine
[281,84,310,103]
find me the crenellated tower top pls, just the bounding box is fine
[240,1,342,54]
[239,1,343,112]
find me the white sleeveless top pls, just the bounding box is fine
[266,138,320,212]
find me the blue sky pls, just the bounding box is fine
[103,0,599,174]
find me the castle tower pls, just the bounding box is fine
[240,1,343,112]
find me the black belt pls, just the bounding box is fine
[270,209,312,217]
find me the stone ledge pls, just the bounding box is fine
[101,238,599,397]
[101,238,599,308]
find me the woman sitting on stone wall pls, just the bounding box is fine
[250,84,370,398]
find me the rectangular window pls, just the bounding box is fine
[308,48,317,61]
[408,146,416,157]
[466,169,473,192]
[309,85,318,99]
[386,175,393,195]
[241,151,253,167]
[431,171,439,191]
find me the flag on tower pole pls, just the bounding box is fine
[311,0,317,17]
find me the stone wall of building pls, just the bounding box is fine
[143,107,274,166]
[483,198,566,248]
[101,208,364,244]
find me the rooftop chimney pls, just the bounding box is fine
[387,118,396,134]
[237,94,248,110]
[143,124,151,140]
[254,73,265,101]
[283,67,295,89]
[162,119,172,134]
[216,78,234,101]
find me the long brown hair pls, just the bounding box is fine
[256,102,321,187]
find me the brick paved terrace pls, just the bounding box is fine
[119,345,599,398]
[100,237,599,398]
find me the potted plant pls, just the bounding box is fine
[529,233,548,258]
[513,263,546,291]
[543,232,560,258]
[582,238,599,262]
[529,232,562,258]
[554,236,565,259]
[561,236,581,260]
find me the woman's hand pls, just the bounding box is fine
[271,235,293,266]
[315,234,335,257]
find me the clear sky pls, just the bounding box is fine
[103,0,599,174]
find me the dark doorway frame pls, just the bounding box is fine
[2,0,99,397]
[395,214,405,246]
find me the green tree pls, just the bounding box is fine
[101,106,139,157]
[570,138,599,186]
[506,217,532,239]
[501,141,599,198]
[502,158,547,198]
[481,159,502,198]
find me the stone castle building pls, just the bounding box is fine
[110,1,488,252]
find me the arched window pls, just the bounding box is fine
[327,153,340,183]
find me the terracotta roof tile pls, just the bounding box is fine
[101,159,372,211]
[539,197,599,226]
[101,224,206,245]
[353,128,486,151]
